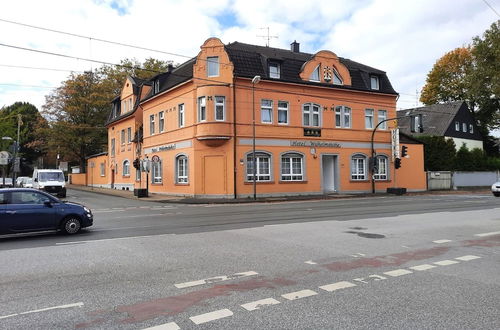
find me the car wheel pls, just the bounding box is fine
[61,216,81,234]
[493,192,500,197]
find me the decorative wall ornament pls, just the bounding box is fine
[323,66,332,82]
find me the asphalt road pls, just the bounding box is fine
[0,189,499,329]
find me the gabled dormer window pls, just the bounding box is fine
[309,65,320,82]
[154,79,160,94]
[370,76,379,90]
[269,62,280,79]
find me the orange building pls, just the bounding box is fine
[88,38,426,197]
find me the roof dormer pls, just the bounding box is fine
[299,50,351,86]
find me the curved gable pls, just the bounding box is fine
[193,37,233,83]
[300,50,351,86]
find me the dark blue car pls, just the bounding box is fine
[0,188,93,235]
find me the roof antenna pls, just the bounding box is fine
[257,27,278,47]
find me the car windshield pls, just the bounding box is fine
[39,172,64,181]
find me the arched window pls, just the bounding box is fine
[302,103,321,127]
[281,152,304,181]
[246,152,272,181]
[122,160,130,176]
[351,154,367,180]
[151,159,162,184]
[176,155,188,184]
[374,155,388,181]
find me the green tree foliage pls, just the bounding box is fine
[420,21,499,135]
[41,58,171,170]
[455,145,500,171]
[0,102,48,174]
[417,136,456,171]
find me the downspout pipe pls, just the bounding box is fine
[232,76,238,199]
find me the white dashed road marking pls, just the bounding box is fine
[319,281,357,292]
[304,260,317,265]
[455,255,481,261]
[433,260,459,266]
[384,269,413,277]
[174,271,258,289]
[143,321,180,330]
[282,289,318,301]
[474,231,500,237]
[433,239,452,244]
[409,264,436,271]
[189,309,233,325]
[241,298,280,311]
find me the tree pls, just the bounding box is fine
[420,21,499,134]
[417,136,456,171]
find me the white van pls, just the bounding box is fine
[32,169,67,197]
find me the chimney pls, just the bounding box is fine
[167,63,174,72]
[290,40,300,53]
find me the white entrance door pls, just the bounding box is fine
[322,155,336,192]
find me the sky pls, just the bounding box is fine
[0,0,498,116]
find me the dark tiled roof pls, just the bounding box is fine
[397,101,463,136]
[142,59,195,102]
[224,42,397,94]
[106,76,146,126]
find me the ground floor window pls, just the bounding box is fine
[152,161,162,184]
[281,153,303,181]
[176,155,188,183]
[122,160,130,176]
[246,152,271,181]
[374,155,388,180]
[351,154,367,180]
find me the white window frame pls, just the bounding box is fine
[154,80,160,94]
[365,109,374,129]
[121,129,125,145]
[122,160,130,177]
[469,124,473,134]
[207,56,219,77]
[374,155,388,181]
[278,101,289,125]
[159,111,165,132]
[198,97,206,122]
[269,62,280,79]
[152,160,162,184]
[302,103,321,127]
[246,152,272,182]
[351,154,367,180]
[127,127,132,143]
[378,110,387,130]
[176,155,188,184]
[129,99,133,112]
[335,106,351,128]
[281,152,304,181]
[370,76,379,90]
[150,114,155,135]
[309,65,320,82]
[111,138,115,157]
[261,99,273,124]
[462,123,467,132]
[333,68,343,85]
[215,96,225,121]
[455,121,460,131]
[100,163,105,177]
[178,103,185,127]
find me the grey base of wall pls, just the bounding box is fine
[387,187,407,195]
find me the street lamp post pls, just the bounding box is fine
[251,75,261,200]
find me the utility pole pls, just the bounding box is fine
[12,114,21,186]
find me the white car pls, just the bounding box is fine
[492,181,500,197]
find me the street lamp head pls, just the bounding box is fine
[252,75,261,85]
[1,136,13,141]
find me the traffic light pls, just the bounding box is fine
[401,146,408,158]
[370,156,379,173]
[395,157,401,169]
[133,158,140,169]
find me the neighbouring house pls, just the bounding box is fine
[85,38,426,197]
[398,101,484,151]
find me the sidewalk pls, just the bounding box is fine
[67,184,491,204]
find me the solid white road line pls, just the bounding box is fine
[409,264,436,271]
[189,309,233,325]
[0,314,19,320]
[433,239,452,244]
[0,302,84,320]
[383,269,413,277]
[281,289,318,301]
[319,281,357,292]
[241,298,280,311]
[174,271,258,289]
[142,322,180,330]
[434,260,459,266]
[455,255,481,261]
[474,231,500,237]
